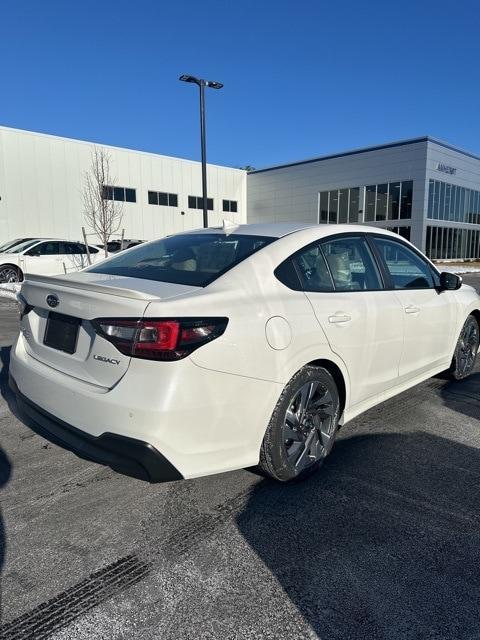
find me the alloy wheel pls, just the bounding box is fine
[457,319,479,377]
[0,267,19,283]
[283,380,336,473]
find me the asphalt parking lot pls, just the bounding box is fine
[1,276,480,640]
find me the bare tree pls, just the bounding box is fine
[83,146,123,258]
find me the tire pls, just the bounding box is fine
[0,265,22,284]
[259,366,340,482]
[450,314,480,381]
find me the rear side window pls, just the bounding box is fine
[321,236,382,291]
[87,233,275,287]
[373,237,434,289]
[293,244,334,292]
[63,242,100,255]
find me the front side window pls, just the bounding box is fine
[87,233,274,287]
[373,237,434,289]
[321,236,383,291]
[28,241,60,256]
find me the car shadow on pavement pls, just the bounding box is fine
[441,372,480,421]
[236,431,480,640]
[0,448,11,623]
[0,348,13,622]
[0,347,41,444]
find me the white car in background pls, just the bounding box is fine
[9,224,480,483]
[0,239,107,283]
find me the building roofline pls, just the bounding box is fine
[0,124,246,173]
[249,136,480,174]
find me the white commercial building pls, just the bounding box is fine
[0,126,246,245]
[2,127,480,261]
[247,137,480,260]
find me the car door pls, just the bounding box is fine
[371,235,457,380]
[22,241,63,276]
[294,234,404,407]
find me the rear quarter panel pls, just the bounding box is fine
[144,249,352,409]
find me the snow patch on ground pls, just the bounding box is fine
[437,266,480,274]
[0,283,21,300]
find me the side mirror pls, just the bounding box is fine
[25,250,40,257]
[440,271,462,291]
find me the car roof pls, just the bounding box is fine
[179,223,404,240]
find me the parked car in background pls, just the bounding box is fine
[0,237,44,253]
[100,239,144,253]
[10,224,480,484]
[0,239,108,283]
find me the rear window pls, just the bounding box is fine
[86,233,275,286]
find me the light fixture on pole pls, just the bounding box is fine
[179,74,223,228]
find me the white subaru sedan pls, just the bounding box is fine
[9,224,480,483]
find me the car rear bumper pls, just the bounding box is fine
[9,374,183,482]
[10,333,283,479]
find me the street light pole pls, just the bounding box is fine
[179,74,223,228]
[199,80,208,229]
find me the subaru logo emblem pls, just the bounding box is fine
[46,294,59,308]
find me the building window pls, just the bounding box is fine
[103,185,136,203]
[148,191,178,207]
[328,191,338,223]
[368,181,412,222]
[349,188,360,223]
[365,185,376,221]
[318,187,360,224]
[222,199,238,213]
[427,179,480,224]
[338,189,349,223]
[426,225,480,260]
[388,183,401,219]
[319,182,411,225]
[379,226,411,241]
[400,181,413,219]
[376,184,388,221]
[188,196,213,210]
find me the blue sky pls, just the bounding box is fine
[1,0,479,169]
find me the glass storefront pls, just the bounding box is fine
[319,187,360,224]
[319,181,413,224]
[426,226,480,260]
[364,181,412,222]
[427,179,480,223]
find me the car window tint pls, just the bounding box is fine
[374,237,434,289]
[87,234,275,287]
[274,258,302,290]
[293,244,334,292]
[34,242,60,256]
[321,236,382,291]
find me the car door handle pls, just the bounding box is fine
[328,313,352,324]
[405,305,420,314]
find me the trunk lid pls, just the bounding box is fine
[19,272,198,388]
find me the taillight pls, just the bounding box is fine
[91,317,228,361]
